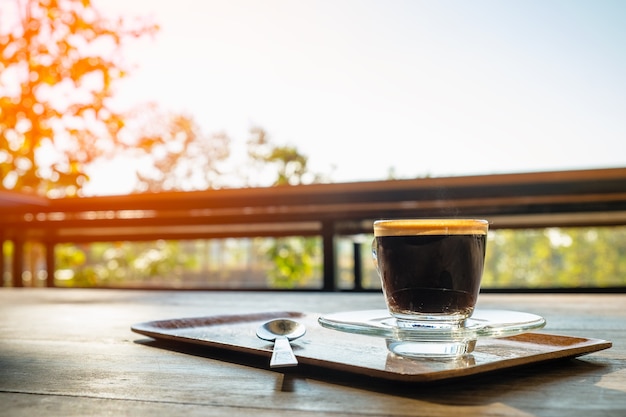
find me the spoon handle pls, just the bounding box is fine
[270,336,298,368]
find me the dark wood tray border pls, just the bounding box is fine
[131,311,612,382]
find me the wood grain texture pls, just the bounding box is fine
[1,290,624,416]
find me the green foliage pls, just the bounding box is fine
[482,227,626,288]
[49,227,626,289]
[54,241,195,287]
[264,237,321,288]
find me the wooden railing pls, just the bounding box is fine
[2,167,626,289]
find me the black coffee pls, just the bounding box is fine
[374,234,486,317]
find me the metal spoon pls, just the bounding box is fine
[256,318,306,368]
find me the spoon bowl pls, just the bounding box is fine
[256,318,306,341]
[256,318,306,368]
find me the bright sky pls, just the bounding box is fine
[87,0,626,194]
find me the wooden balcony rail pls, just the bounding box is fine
[2,167,626,289]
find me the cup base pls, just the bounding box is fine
[394,315,468,330]
[386,338,477,359]
[390,315,473,358]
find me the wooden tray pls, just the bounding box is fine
[131,311,612,383]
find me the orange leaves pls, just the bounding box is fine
[0,0,159,197]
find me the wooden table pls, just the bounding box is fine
[1,289,624,416]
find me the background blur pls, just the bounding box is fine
[1,0,625,290]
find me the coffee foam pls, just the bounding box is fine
[373,219,489,236]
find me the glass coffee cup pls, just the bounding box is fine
[372,219,489,330]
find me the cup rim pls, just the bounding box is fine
[373,218,489,236]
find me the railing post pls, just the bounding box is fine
[12,239,23,287]
[321,221,336,291]
[0,233,4,286]
[353,240,363,291]
[45,241,55,287]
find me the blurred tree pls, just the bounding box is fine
[0,0,157,197]
[0,0,324,289]
[55,240,195,288]
[482,227,626,289]
[125,120,324,193]
[120,104,231,192]
[244,127,326,287]
[246,126,327,186]
[264,236,320,288]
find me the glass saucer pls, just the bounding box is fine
[318,309,546,358]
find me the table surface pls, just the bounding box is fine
[1,289,624,417]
